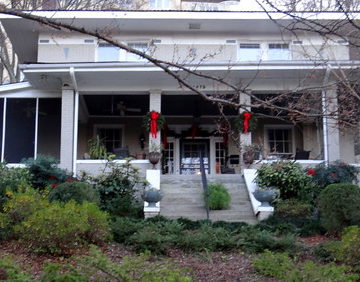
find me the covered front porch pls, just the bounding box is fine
[12,62,359,176]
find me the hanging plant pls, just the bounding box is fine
[234,112,257,134]
[142,111,166,138]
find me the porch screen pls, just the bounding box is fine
[5,98,36,163]
[0,99,4,158]
[37,98,61,159]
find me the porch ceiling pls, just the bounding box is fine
[21,62,342,92]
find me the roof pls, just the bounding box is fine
[1,10,358,64]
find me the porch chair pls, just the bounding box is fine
[113,147,130,159]
[294,149,310,160]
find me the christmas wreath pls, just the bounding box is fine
[234,112,257,134]
[142,111,166,138]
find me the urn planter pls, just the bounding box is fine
[253,189,278,207]
[143,189,162,207]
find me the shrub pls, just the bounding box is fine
[0,164,32,209]
[309,161,359,188]
[110,217,144,243]
[177,224,236,251]
[258,216,326,237]
[253,250,294,280]
[274,199,313,218]
[48,181,99,204]
[16,201,110,254]
[236,226,297,253]
[3,188,49,225]
[318,183,360,233]
[0,257,32,281]
[83,160,146,217]
[254,250,359,282]
[22,155,73,190]
[207,183,231,210]
[255,161,311,199]
[317,226,360,266]
[41,246,191,282]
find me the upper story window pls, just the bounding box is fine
[121,43,148,62]
[97,42,148,62]
[268,43,291,60]
[239,43,261,61]
[150,0,170,9]
[97,43,120,62]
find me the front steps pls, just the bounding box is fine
[159,174,257,224]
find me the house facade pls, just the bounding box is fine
[0,10,359,177]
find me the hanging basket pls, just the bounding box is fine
[234,112,257,134]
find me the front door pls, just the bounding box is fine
[180,140,209,174]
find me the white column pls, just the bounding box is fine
[149,90,162,150]
[60,88,75,171]
[323,86,340,162]
[239,91,252,169]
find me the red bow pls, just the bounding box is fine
[243,112,252,134]
[150,111,160,138]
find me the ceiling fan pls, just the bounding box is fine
[116,101,141,116]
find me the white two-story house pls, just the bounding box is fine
[0,10,359,179]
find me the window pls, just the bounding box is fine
[121,43,148,62]
[239,43,261,61]
[268,43,291,60]
[97,43,119,61]
[150,0,170,9]
[215,141,226,174]
[95,126,123,153]
[266,127,293,157]
[162,141,174,174]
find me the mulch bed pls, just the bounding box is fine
[0,240,278,281]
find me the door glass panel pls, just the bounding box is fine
[181,140,209,174]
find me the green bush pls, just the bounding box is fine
[237,227,297,253]
[317,226,360,267]
[177,224,236,251]
[48,181,99,204]
[3,188,49,225]
[318,183,360,233]
[309,161,359,188]
[255,161,311,199]
[82,160,146,217]
[110,217,143,243]
[254,250,359,282]
[16,201,110,254]
[274,199,313,218]
[22,155,73,190]
[207,183,231,210]
[253,250,294,280]
[258,216,325,237]
[41,246,191,282]
[0,164,32,209]
[0,257,32,281]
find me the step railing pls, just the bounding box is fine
[199,152,209,220]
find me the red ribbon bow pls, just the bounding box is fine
[150,111,160,138]
[243,112,252,134]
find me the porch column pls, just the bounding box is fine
[323,86,341,162]
[60,88,75,171]
[239,91,252,167]
[149,89,162,150]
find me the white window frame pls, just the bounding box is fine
[238,43,262,61]
[264,125,295,158]
[267,43,291,60]
[120,42,148,62]
[150,0,170,9]
[96,43,120,62]
[93,124,125,152]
